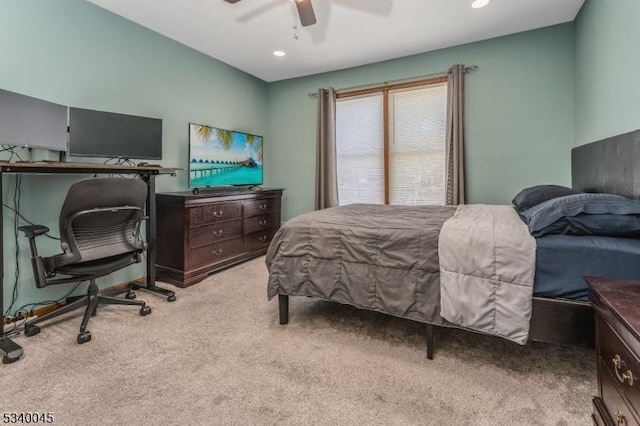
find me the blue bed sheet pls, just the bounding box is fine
[534,235,640,301]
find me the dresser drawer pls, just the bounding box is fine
[599,318,640,415]
[592,398,611,426]
[601,360,640,425]
[244,197,281,218]
[189,202,242,226]
[189,220,242,248]
[187,236,243,269]
[244,213,280,235]
[244,228,278,252]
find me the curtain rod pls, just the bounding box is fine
[307,65,477,98]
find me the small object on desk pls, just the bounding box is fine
[587,276,640,426]
[137,162,162,167]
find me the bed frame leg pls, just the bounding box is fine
[426,324,435,360]
[278,294,289,325]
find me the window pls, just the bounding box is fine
[336,79,447,206]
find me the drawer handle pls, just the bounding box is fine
[213,211,223,218]
[212,248,223,256]
[613,354,634,387]
[614,410,627,425]
[258,219,267,226]
[258,204,268,210]
[259,235,267,242]
[213,230,223,237]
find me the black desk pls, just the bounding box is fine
[0,161,179,363]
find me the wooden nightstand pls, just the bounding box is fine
[587,277,640,426]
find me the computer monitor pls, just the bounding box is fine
[0,89,68,151]
[68,107,162,160]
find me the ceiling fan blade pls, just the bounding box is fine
[223,0,241,3]
[295,0,317,27]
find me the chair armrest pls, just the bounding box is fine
[18,225,49,238]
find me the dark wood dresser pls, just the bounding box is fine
[587,277,640,426]
[155,188,283,287]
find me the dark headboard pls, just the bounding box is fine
[572,129,640,199]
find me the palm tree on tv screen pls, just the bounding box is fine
[194,124,212,142]
[245,134,263,163]
[216,129,234,150]
[194,125,234,151]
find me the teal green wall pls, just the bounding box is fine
[574,0,640,146]
[0,0,267,314]
[267,24,575,220]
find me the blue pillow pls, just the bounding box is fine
[512,185,581,214]
[520,193,640,237]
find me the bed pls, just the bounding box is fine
[266,129,640,358]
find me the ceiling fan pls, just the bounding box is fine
[223,0,317,27]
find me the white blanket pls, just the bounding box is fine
[438,205,537,344]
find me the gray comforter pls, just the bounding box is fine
[266,203,537,343]
[438,205,537,344]
[266,204,456,325]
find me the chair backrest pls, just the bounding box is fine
[58,178,148,264]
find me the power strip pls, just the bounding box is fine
[3,313,37,326]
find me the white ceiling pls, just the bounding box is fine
[86,0,585,82]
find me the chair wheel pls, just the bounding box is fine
[125,291,136,300]
[3,355,18,364]
[140,306,152,316]
[77,331,91,344]
[167,295,177,302]
[24,324,41,337]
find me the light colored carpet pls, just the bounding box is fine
[1,256,596,425]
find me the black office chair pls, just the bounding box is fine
[18,177,152,344]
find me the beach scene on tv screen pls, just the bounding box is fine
[189,124,263,187]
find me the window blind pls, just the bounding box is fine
[336,93,384,205]
[389,83,447,205]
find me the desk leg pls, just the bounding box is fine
[0,172,24,363]
[131,174,176,302]
[0,337,23,364]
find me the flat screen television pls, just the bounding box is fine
[0,88,68,151]
[68,107,162,160]
[189,123,263,188]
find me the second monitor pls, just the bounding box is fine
[68,107,162,160]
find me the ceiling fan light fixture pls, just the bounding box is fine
[272,50,286,57]
[471,0,490,8]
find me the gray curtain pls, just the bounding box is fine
[445,64,466,205]
[315,87,339,210]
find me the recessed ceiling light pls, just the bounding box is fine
[272,50,286,57]
[471,0,490,8]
